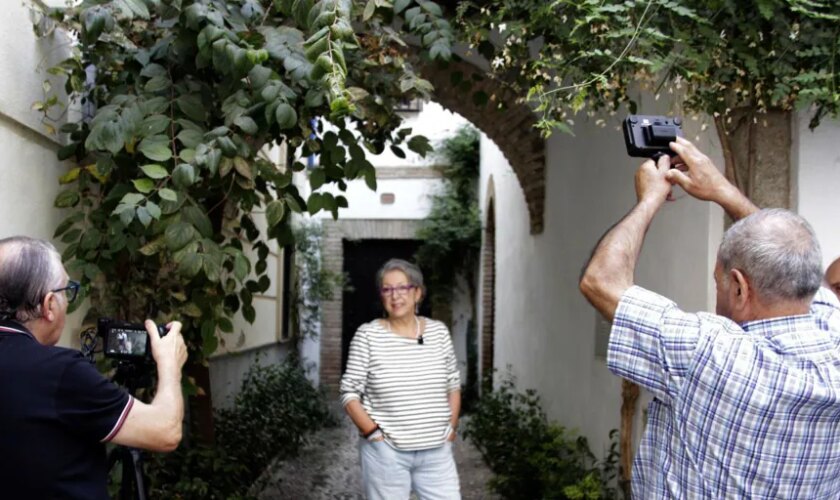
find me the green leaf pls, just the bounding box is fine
[177,129,203,148]
[182,302,203,318]
[176,95,206,122]
[136,206,152,227]
[179,252,203,278]
[182,205,213,238]
[390,145,406,159]
[284,193,304,213]
[165,222,197,251]
[140,164,169,179]
[233,157,253,179]
[138,114,171,137]
[145,201,161,220]
[266,200,285,227]
[138,236,165,256]
[234,116,258,135]
[363,165,377,190]
[120,193,145,206]
[234,253,249,281]
[144,76,170,93]
[138,135,173,162]
[118,0,150,19]
[363,0,376,20]
[172,163,197,188]
[275,103,298,129]
[159,188,178,201]
[133,178,155,193]
[218,317,234,333]
[394,0,412,14]
[55,189,80,208]
[407,135,433,158]
[309,168,326,189]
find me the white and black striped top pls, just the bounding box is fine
[340,317,461,451]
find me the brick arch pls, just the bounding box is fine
[414,57,546,234]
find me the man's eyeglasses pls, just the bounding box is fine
[52,280,80,303]
[380,284,416,297]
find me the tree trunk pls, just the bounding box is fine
[714,108,793,211]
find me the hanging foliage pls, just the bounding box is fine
[31,0,453,366]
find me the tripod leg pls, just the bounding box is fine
[130,448,148,500]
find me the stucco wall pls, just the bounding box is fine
[479,104,724,454]
[794,115,840,267]
[0,2,83,347]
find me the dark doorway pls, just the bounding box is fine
[341,239,433,372]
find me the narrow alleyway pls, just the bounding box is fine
[255,406,500,499]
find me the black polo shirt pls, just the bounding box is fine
[0,320,132,499]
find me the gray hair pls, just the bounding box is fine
[0,236,66,322]
[718,209,822,302]
[376,258,426,299]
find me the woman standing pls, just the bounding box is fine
[340,258,461,500]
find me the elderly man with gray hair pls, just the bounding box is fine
[0,236,188,499]
[580,137,840,498]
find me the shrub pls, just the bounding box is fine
[463,375,619,500]
[143,358,333,499]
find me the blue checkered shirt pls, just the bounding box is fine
[608,286,840,499]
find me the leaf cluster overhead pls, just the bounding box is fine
[33,0,453,362]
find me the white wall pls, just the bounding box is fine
[369,102,471,167]
[795,114,840,268]
[317,177,444,220]
[0,3,83,347]
[479,103,724,454]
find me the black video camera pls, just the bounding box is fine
[623,115,684,158]
[98,318,166,361]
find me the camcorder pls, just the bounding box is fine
[98,318,166,362]
[623,115,684,158]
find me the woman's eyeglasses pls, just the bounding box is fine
[52,280,80,303]
[380,284,416,297]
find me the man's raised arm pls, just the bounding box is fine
[579,155,674,321]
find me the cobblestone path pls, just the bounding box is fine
[255,409,500,500]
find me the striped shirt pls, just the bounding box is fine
[340,318,460,451]
[609,285,840,499]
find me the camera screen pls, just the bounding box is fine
[106,328,148,356]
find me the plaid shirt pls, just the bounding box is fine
[609,286,840,499]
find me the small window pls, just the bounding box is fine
[380,193,395,205]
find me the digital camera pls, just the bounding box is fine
[623,115,684,158]
[98,318,166,361]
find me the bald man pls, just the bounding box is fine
[826,257,840,300]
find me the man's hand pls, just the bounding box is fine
[666,137,758,220]
[146,320,187,377]
[635,154,672,205]
[665,137,731,202]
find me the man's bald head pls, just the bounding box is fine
[825,257,840,301]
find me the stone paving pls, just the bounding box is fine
[255,408,500,500]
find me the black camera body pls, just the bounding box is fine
[98,318,166,361]
[623,115,684,158]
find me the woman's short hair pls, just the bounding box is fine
[376,258,426,300]
[718,208,822,301]
[0,236,66,322]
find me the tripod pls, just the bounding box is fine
[106,361,154,500]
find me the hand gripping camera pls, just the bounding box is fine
[98,318,167,361]
[623,115,684,158]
